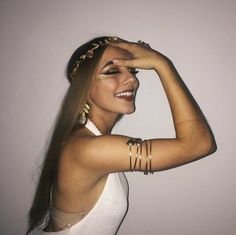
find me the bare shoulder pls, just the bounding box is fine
[62,129,131,175]
[54,131,113,213]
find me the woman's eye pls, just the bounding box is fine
[103,68,139,76]
[104,69,120,75]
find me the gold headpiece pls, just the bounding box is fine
[70,37,118,79]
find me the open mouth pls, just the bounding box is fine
[115,90,136,101]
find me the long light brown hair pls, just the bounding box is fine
[27,36,109,233]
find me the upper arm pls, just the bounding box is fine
[65,130,215,175]
[67,135,131,174]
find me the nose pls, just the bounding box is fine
[122,69,138,86]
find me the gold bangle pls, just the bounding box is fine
[127,139,134,171]
[144,140,149,175]
[134,139,142,171]
[127,138,156,174]
[139,142,142,171]
[149,140,153,174]
[127,138,142,172]
[133,141,139,170]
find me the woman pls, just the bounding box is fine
[27,36,216,234]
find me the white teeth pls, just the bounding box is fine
[115,91,135,97]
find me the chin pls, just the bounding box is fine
[122,106,136,114]
[108,103,136,115]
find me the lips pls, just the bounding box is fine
[115,90,136,102]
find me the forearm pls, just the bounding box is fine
[155,60,204,122]
[154,60,216,152]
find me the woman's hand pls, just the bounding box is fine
[110,39,171,72]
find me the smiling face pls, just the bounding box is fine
[88,45,139,120]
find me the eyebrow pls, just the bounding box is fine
[101,60,115,70]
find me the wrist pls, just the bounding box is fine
[153,58,174,74]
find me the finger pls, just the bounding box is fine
[109,41,135,51]
[112,58,136,67]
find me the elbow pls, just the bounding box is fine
[182,131,217,160]
[208,134,217,154]
[195,132,217,157]
[204,126,217,155]
[203,138,217,156]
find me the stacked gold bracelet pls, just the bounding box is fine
[127,138,142,171]
[127,138,153,174]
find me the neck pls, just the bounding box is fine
[89,113,121,135]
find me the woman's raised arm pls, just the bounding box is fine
[65,41,216,175]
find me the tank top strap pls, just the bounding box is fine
[85,119,102,136]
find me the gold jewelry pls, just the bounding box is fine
[137,40,151,48]
[126,138,154,174]
[127,138,142,171]
[143,140,153,174]
[144,140,149,175]
[149,140,153,174]
[78,102,90,125]
[127,139,134,171]
[70,36,119,80]
[134,139,142,170]
[139,142,142,171]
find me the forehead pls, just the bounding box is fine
[98,45,133,68]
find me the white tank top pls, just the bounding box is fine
[30,119,129,235]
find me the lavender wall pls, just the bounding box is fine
[0,0,235,234]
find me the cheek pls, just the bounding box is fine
[92,79,118,95]
[89,79,118,102]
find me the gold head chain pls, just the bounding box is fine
[70,36,119,79]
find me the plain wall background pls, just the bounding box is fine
[0,0,235,234]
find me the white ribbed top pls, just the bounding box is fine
[30,119,129,235]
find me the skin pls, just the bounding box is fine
[88,45,139,134]
[46,40,216,231]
